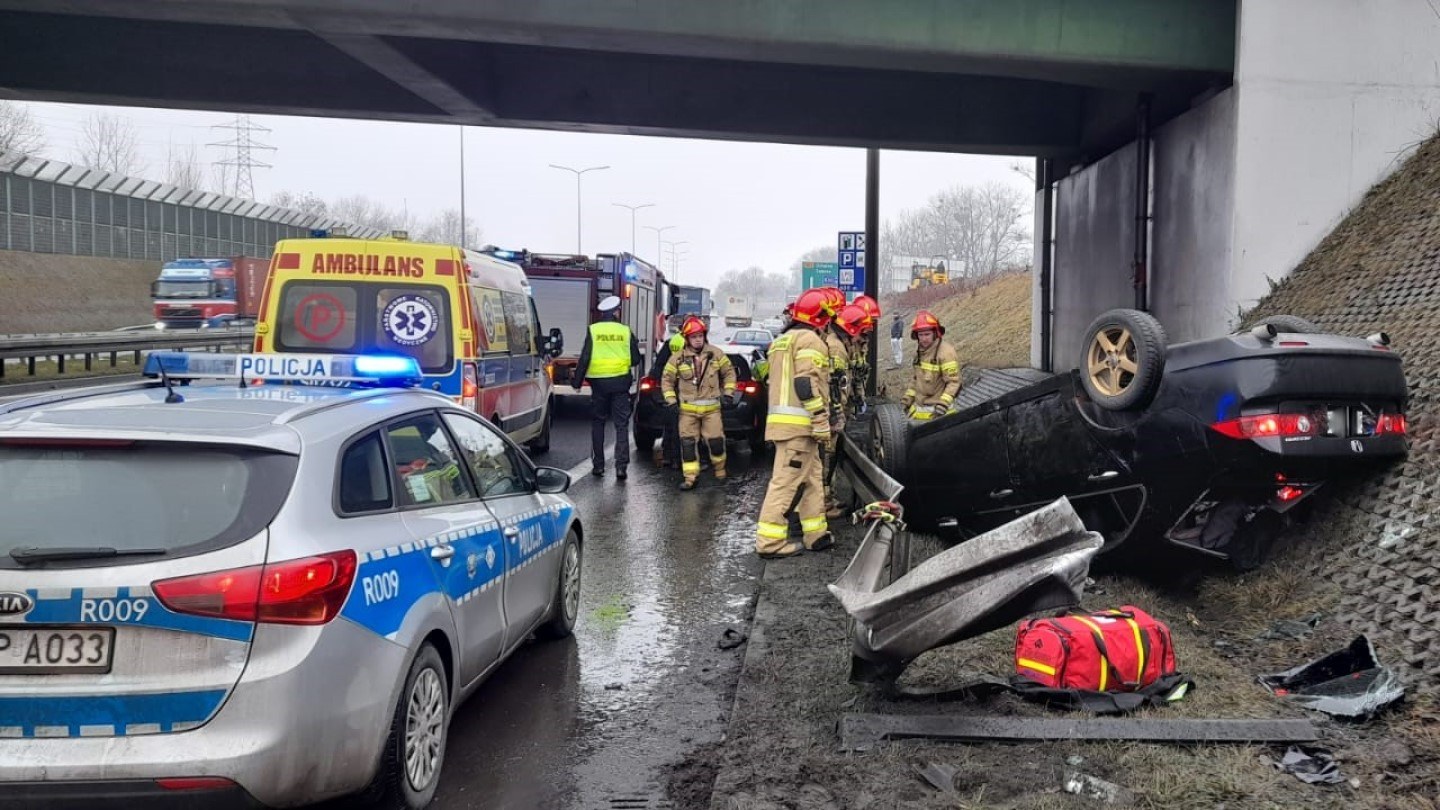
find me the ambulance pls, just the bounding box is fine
[253,231,560,452]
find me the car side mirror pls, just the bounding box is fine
[545,327,564,358]
[534,466,571,494]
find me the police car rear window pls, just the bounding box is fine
[274,281,453,374]
[0,442,297,568]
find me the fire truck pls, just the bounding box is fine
[486,248,668,394]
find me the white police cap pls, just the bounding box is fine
[598,295,622,313]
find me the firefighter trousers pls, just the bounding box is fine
[755,436,828,554]
[679,409,726,483]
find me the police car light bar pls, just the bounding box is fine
[143,352,423,387]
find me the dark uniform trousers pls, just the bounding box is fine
[590,376,633,471]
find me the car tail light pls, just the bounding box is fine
[153,551,357,625]
[156,777,238,792]
[1211,414,1317,439]
[739,381,760,396]
[1277,485,1305,502]
[1376,413,1407,435]
[639,377,657,393]
[462,362,479,410]
[1278,340,1310,347]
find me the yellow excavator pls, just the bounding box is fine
[909,257,950,289]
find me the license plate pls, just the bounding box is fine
[0,625,115,674]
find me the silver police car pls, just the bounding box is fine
[0,353,583,808]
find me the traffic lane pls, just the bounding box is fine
[431,442,769,809]
[535,395,599,472]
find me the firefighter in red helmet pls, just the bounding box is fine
[901,310,961,420]
[662,316,737,490]
[754,289,834,558]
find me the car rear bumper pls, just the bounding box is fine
[0,620,408,808]
[0,780,263,810]
[635,397,762,437]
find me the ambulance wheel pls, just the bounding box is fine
[369,643,448,809]
[528,402,553,455]
[537,530,582,640]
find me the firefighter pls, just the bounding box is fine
[755,289,834,558]
[574,295,643,479]
[815,288,851,519]
[901,310,961,420]
[663,316,737,490]
[848,295,882,412]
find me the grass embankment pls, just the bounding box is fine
[0,249,155,334]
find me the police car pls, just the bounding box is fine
[0,352,583,809]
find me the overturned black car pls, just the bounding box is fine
[871,310,1409,569]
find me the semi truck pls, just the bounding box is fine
[496,248,664,394]
[674,285,712,318]
[723,294,753,328]
[152,256,269,329]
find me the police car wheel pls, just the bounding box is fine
[536,531,582,640]
[371,643,449,809]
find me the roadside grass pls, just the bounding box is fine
[0,249,154,334]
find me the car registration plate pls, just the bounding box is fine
[0,625,115,674]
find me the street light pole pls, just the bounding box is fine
[643,224,675,267]
[662,239,690,281]
[549,163,610,253]
[613,202,655,255]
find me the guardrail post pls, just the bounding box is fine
[58,354,65,374]
[28,356,35,375]
[109,351,117,367]
[84,353,92,372]
[133,350,140,365]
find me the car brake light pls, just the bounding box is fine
[462,362,479,409]
[1278,340,1309,347]
[639,377,657,392]
[153,551,357,625]
[1277,485,1305,502]
[740,381,760,395]
[156,777,238,792]
[1376,413,1407,435]
[1211,414,1317,439]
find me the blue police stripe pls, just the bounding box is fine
[0,689,227,737]
[341,547,446,639]
[23,588,252,643]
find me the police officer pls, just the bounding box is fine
[574,295,643,479]
[663,316,737,490]
[901,310,961,420]
[755,289,834,559]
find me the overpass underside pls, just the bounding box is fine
[0,1,1232,158]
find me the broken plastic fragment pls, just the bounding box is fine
[1259,635,1404,719]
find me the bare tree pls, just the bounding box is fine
[329,194,411,233]
[271,190,330,218]
[0,101,45,159]
[415,209,482,247]
[75,113,145,175]
[880,181,1032,282]
[165,144,205,190]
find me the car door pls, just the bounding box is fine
[501,291,546,437]
[1004,379,1127,503]
[385,412,508,687]
[440,412,560,647]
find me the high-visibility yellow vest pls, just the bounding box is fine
[668,333,685,353]
[587,321,633,378]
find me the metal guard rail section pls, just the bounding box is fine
[0,329,256,377]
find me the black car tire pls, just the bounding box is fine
[527,401,553,455]
[366,643,448,810]
[536,530,582,640]
[1255,314,1319,334]
[1079,308,1167,411]
[870,402,911,482]
[634,423,658,454]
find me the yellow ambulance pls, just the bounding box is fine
[253,231,560,451]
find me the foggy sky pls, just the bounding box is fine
[19,101,1033,291]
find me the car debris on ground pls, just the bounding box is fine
[1262,745,1348,785]
[1259,635,1405,719]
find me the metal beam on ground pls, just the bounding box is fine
[839,714,1320,751]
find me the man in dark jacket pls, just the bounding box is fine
[889,314,904,368]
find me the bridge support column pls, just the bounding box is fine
[1132,95,1152,311]
[865,147,879,396]
[1038,157,1055,372]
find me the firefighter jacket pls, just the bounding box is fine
[662,343,736,414]
[906,339,961,408]
[765,325,831,442]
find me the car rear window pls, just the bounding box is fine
[274,281,454,374]
[0,442,298,568]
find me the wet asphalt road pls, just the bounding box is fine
[428,406,767,809]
